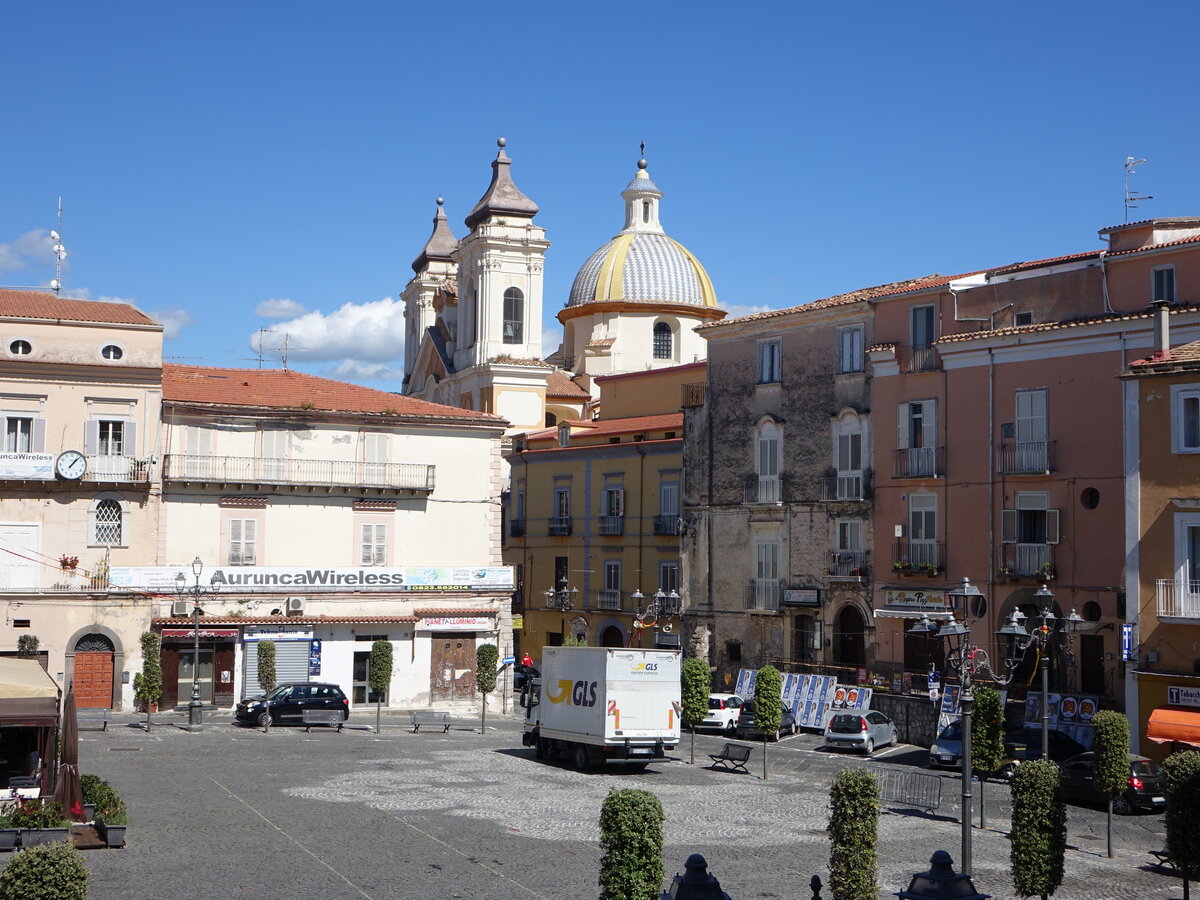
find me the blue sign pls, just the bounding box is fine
[308,639,322,676]
[501,656,516,665]
[1121,623,1134,662]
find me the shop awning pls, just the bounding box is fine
[872,609,954,620]
[0,658,61,726]
[1146,707,1200,747]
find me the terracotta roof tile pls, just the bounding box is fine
[545,369,591,400]
[1106,232,1200,258]
[987,250,1101,275]
[935,303,1200,346]
[1128,339,1200,371]
[594,361,706,384]
[0,289,157,325]
[524,413,683,444]
[162,363,505,422]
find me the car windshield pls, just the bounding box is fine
[1132,760,1162,777]
[264,686,291,700]
[940,721,963,741]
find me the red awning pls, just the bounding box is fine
[1146,707,1200,747]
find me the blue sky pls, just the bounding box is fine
[4,2,1199,389]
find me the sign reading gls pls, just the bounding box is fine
[546,679,600,707]
[632,662,659,672]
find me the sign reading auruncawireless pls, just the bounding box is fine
[108,565,514,593]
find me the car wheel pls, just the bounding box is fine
[1112,793,1134,816]
[790,720,798,736]
[573,744,590,771]
[890,728,898,747]
[534,737,548,760]
[864,738,874,755]
[258,711,272,728]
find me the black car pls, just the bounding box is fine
[1060,752,1166,814]
[735,701,798,741]
[235,682,349,726]
[996,728,1088,778]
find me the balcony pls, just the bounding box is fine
[826,550,867,580]
[997,543,1055,579]
[598,516,624,536]
[597,589,623,611]
[653,515,681,535]
[1157,580,1200,619]
[0,453,150,485]
[902,345,940,373]
[996,441,1056,476]
[163,454,435,494]
[822,473,869,502]
[747,578,781,611]
[548,516,573,536]
[509,519,526,538]
[893,447,943,479]
[893,540,944,576]
[745,475,782,505]
[0,569,109,593]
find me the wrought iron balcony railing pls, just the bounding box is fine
[746,579,781,611]
[653,515,681,535]
[826,550,867,578]
[597,589,623,611]
[509,519,526,538]
[1157,579,1200,618]
[744,474,782,504]
[548,516,573,537]
[893,446,943,479]
[997,543,1055,578]
[902,345,940,373]
[598,516,624,536]
[822,473,869,502]
[892,540,944,575]
[996,441,1056,475]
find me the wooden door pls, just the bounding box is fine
[430,633,477,702]
[74,652,113,708]
[160,646,180,709]
[1079,633,1106,696]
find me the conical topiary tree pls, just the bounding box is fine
[370,639,394,734]
[135,632,163,733]
[1010,758,1067,900]
[828,767,879,900]
[753,665,782,780]
[1165,749,1200,899]
[598,788,664,900]
[257,640,276,732]
[1090,710,1130,858]
[475,643,498,734]
[680,657,710,765]
[971,685,1006,827]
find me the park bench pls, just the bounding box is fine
[301,709,345,733]
[77,708,109,732]
[708,742,753,774]
[1149,848,1176,875]
[410,710,451,733]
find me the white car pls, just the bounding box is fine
[699,693,743,733]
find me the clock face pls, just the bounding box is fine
[55,450,87,480]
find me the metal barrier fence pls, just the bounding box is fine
[869,766,942,812]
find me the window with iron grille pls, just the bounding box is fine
[94,499,122,546]
[653,322,672,359]
[360,523,387,566]
[229,518,257,566]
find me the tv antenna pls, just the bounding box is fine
[266,332,310,370]
[1124,157,1153,223]
[252,328,277,368]
[49,198,67,294]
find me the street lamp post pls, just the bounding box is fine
[543,577,578,643]
[996,584,1082,761]
[175,557,219,733]
[632,589,682,647]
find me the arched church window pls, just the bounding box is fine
[503,288,524,344]
[653,322,672,359]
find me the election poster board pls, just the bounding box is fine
[1023,692,1097,749]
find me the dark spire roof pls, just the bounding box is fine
[464,137,539,230]
[411,197,459,273]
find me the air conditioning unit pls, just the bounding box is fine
[287,597,307,614]
[171,600,189,617]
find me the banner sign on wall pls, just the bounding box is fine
[243,626,314,642]
[0,453,53,479]
[110,565,514,593]
[416,616,493,632]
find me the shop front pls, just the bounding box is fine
[160,627,238,709]
[1137,671,1200,760]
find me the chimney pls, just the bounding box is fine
[1152,299,1172,359]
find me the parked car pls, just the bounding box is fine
[699,693,743,733]
[236,682,350,727]
[735,700,797,741]
[514,663,539,691]
[824,710,897,755]
[928,719,964,769]
[1059,752,1166,814]
[996,728,1088,778]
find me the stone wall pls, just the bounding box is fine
[872,692,940,748]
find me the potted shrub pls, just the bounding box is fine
[94,806,127,848]
[0,813,17,851]
[9,799,70,846]
[0,841,89,899]
[79,773,104,822]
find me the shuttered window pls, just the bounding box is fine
[243,642,310,697]
[229,519,258,566]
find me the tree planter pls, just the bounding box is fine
[83,803,96,822]
[0,828,18,851]
[96,820,126,848]
[19,828,69,847]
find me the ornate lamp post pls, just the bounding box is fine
[996,584,1082,760]
[175,557,219,733]
[543,577,578,643]
[631,589,682,647]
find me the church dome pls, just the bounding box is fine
[566,159,718,310]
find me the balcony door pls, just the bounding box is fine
[1015,389,1048,471]
[908,494,937,567]
[0,524,38,589]
[261,428,288,480]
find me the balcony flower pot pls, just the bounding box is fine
[83,803,96,822]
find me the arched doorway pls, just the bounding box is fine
[599,626,624,647]
[834,605,867,670]
[73,633,115,709]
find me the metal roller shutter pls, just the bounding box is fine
[243,642,310,697]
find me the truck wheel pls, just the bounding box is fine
[573,745,590,771]
[534,737,548,760]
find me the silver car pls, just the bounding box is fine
[823,710,897,755]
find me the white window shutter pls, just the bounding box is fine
[897,404,909,449]
[1001,509,1017,543]
[850,433,861,471]
[84,421,100,456]
[31,418,46,453]
[124,421,137,457]
[614,489,624,517]
[1046,509,1060,544]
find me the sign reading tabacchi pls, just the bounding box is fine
[109,565,514,592]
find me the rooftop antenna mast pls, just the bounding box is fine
[49,198,67,294]
[254,328,276,368]
[267,332,310,370]
[1124,157,1153,223]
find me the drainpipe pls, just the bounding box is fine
[1099,250,1114,314]
[987,347,995,634]
[636,444,646,596]
[1151,299,1172,359]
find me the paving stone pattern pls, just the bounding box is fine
[4,711,1179,900]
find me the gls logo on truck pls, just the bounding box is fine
[632,662,658,672]
[546,679,599,707]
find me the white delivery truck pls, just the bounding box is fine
[520,646,681,769]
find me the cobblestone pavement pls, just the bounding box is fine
[6,710,1182,899]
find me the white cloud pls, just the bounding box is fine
[249,296,406,369]
[150,308,196,340]
[328,360,406,382]
[722,302,775,320]
[255,298,307,318]
[59,287,140,305]
[542,327,563,357]
[0,229,54,275]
